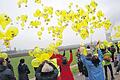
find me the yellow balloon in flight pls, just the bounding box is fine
[0,13,12,30]
[35,0,41,4]
[5,26,19,38]
[33,9,42,18]
[30,20,41,28]
[0,31,5,40]
[17,0,28,8]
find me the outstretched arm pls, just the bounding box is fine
[98,49,103,61]
[78,47,90,67]
[63,50,65,56]
[50,53,63,59]
[68,49,73,64]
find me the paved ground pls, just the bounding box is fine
[74,63,120,80]
[30,63,120,80]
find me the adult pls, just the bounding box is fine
[79,44,105,80]
[0,58,16,80]
[58,49,74,80]
[5,58,14,75]
[76,49,88,79]
[103,48,115,80]
[35,60,58,80]
[108,45,116,62]
[18,58,30,80]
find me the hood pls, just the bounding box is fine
[0,65,6,72]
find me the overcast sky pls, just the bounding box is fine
[0,0,120,50]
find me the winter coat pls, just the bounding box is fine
[0,65,15,80]
[80,49,105,80]
[18,63,30,80]
[76,54,88,77]
[58,53,74,80]
[6,62,14,75]
[35,62,58,80]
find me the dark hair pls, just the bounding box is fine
[0,58,4,65]
[62,57,67,65]
[20,59,25,63]
[91,56,100,67]
[87,45,90,49]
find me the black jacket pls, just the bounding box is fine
[36,62,58,80]
[0,65,15,80]
[18,63,30,80]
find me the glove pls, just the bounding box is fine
[63,50,65,56]
[70,49,72,53]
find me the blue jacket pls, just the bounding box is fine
[80,49,105,80]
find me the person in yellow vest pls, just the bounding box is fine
[103,48,115,80]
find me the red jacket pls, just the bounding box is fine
[58,53,74,80]
[51,53,74,80]
[51,54,63,59]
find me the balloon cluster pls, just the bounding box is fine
[17,0,42,8]
[54,0,111,39]
[17,0,28,8]
[16,15,28,30]
[29,40,61,67]
[99,40,113,49]
[33,6,53,23]
[48,26,66,40]
[1,0,112,67]
[0,14,19,48]
[111,25,120,38]
[21,0,111,67]
[16,0,111,41]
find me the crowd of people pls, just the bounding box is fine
[0,41,120,80]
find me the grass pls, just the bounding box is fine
[11,49,78,80]
[72,66,79,75]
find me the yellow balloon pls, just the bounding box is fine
[35,0,41,4]
[30,20,41,28]
[41,53,50,61]
[5,26,19,38]
[17,0,28,8]
[118,42,120,48]
[55,39,63,47]
[48,52,53,58]
[33,9,42,18]
[0,13,12,30]
[1,53,8,59]
[0,31,4,39]
[20,15,28,22]
[41,27,44,31]
[100,44,105,49]
[31,58,41,67]
[103,40,109,47]
[29,50,34,57]
[37,31,42,36]
[83,48,87,56]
